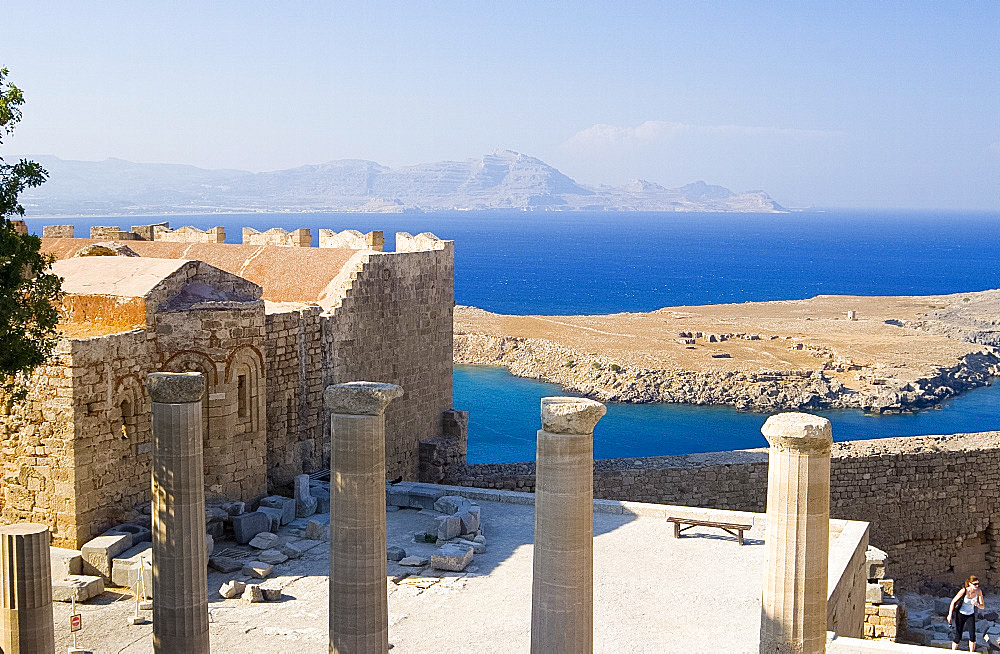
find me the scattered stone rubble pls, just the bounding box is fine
[387,482,486,573]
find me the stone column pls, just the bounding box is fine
[325,381,403,654]
[0,523,55,653]
[147,372,210,654]
[759,412,833,654]
[530,396,606,654]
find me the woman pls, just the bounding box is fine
[948,575,985,651]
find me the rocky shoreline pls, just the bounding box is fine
[454,333,1000,413]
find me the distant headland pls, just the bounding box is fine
[18,150,786,216]
[454,290,1000,414]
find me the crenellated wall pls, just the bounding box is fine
[242,227,311,247]
[318,229,384,250]
[43,225,75,238]
[153,225,225,243]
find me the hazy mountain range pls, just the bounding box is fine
[18,150,786,215]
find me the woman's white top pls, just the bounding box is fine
[960,593,977,615]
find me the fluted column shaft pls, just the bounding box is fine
[759,412,833,654]
[0,523,55,653]
[531,397,606,654]
[325,382,403,654]
[147,372,209,654]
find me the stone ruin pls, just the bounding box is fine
[1,225,455,551]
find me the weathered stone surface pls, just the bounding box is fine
[436,515,462,541]
[294,474,317,518]
[219,580,245,599]
[260,586,282,601]
[242,561,273,579]
[434,495,468,514]
[242,584,265,603]
[386,546,406,562]
[52,575,105,602]
[539,396,606,434]
[256,506,283,533]
[324,381,403,415]
[259,496,296,525]
[209,556,243,573]
[399,556,428,567]
[457,538,486,554]
[232,512,270,544]
[222,501,246,517]
[866,582,885,603]
[81,534,132,579]
[430,544,473,572]
[761,412,832,454]
[257,549,288,565]
[459,507,481,535]
[866,545,888,580]
[146,371,204,403]
[111,543,152,587]
[50,546,83,579]
[249,532,280,550]
[408,487,447,510]
[305,516,330,541]
[104,523,151,545]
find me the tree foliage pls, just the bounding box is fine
[0,67,62,398]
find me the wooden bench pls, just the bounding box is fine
[667,517,753,545]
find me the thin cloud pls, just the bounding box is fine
[563,120,836,150]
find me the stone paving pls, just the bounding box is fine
[52,497,772,653]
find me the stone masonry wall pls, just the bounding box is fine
[67,330,155,546]
[154,301,268,502]
[0,339,77,544]
[452,432,1000,588]
[42,225,75,238]
[153,225,225,243]
[242,227,311,247]
[323,242,454,479]
[263,306,326,488]
[318,229,384,251]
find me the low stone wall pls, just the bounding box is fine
[449,432,1000,589]
[318,229,384,250]
[242,227,311,247]
[43,225,75,238]
[90,226,139,240]
[154,225,225,243]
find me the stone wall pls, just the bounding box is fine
[242,227,311,247]
[43,225,75,238]
[0,340,76,543]
[322,237,454,479]
[153,225,225,243]
[89,226,139,240]
[318,229,384,250]
[262,237,455,483]
[67,330,155,546]
[451,432,1000,588]
[263,306,326,488]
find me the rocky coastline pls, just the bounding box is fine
[454,332,1000,413]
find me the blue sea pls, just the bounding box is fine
[26,210,1000,461]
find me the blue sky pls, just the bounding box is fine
[3,1,998,209]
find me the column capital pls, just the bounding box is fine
[761,412,832,455]
[146,372,204,404]
[324,382,403,416]
[540,396,606,434]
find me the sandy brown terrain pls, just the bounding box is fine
[455,290,1000,412]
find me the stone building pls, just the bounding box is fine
[0,228,454,548]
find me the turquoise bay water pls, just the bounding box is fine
[455,365,1000,463]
